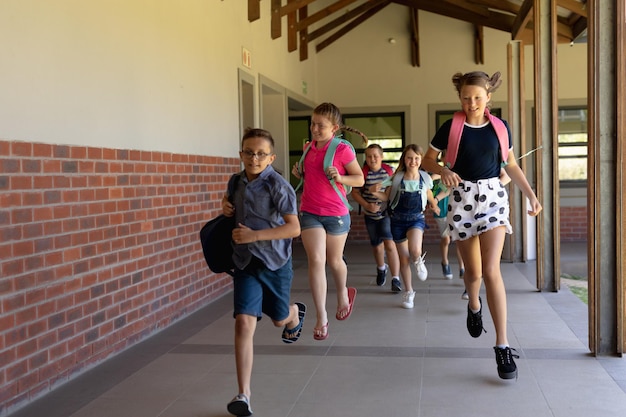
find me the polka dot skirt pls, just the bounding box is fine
[447,177,512,242]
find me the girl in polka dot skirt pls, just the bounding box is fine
[422,71,542,380]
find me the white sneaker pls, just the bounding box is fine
[401,290,415,309]
[415,253,428,281]
[402,291,415,308]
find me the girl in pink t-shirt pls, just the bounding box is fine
[291,102,365,341]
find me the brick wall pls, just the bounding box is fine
[0,139,239,414]
[559,205,587,241]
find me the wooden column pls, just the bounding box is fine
[505,41,527,262]
[533,0,560,291]
[587,0,624,355]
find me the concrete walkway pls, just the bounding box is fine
[8,241,626,417]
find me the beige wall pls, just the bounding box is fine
[0,0,318,157]
[0,2,587,156]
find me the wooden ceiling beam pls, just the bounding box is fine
[511,0,533,41]
[467,0,520,16]
[411,7,420,67]
[287,0,298,52]
[307,0,389,43]
[248,0,261,22]
[315,1,390,53]
[392,0,515,33]
[271,0,282,39]
[572,16,588,40]
[475,24,484,64]
[279,0,317,17]
[295,0,360,32]
[299,6,309,61]
[440,0,490,18]
[557,0,588,18]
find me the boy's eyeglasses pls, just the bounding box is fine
[241,150,272,161]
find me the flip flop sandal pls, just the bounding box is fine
[282,302,306,344]
[336,287,357,321]
[313,322,329,341]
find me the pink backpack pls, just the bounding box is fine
[444,108,509,169]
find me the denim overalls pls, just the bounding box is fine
[389,177,426,242]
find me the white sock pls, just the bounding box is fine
[377,265,386,271]
[496,344,509,349]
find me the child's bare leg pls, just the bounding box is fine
[384,239,400,278]
[395,240,412,292]
[301,228,328,332]
[234,314,257,398]
[327,233,349,312]
[479,227,508,346]
[372,242,385,268]
[457,237,482,310]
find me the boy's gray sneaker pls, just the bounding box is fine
[376,264,388,286]
[442,263,453,279]
[391,277,402,293]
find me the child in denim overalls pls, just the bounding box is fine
[371,144,439,309]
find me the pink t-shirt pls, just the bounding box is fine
[300,140,356,216]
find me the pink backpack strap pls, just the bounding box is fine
[444,108,509,169]
[485,109,509,165]
[444,111,466,169]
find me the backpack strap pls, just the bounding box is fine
[325,137,354,211]
[227,171,243,202]
[444,108,509,169]
[381,163,394,176]
[388,171,404,211]
[293,142,313,193]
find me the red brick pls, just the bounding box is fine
[11,142,32,157]
[42,160,61,173]
[33,176,53,189]
[33,143,53,158]
[10,176,33,190]
[0,141,10,156]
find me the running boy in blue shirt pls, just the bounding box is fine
[221,128,305,416]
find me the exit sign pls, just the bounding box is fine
[242,47,251,68]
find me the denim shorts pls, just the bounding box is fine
[300,211,351,235]
[232,257,293,321]
[364,216,393,246]
[390,214,426,243]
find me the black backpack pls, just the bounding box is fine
[199,172,241,276]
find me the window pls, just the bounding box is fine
[288,112,406,183]
[343,113,405,170]
[558,107,587,184]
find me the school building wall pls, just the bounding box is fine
[0,1,587,415]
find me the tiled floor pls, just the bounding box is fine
[9,242,626,417]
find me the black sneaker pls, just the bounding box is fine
[376,264,388,286]
[466,296,486,338]
[391,277,402,292]
[494,346,519,380]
